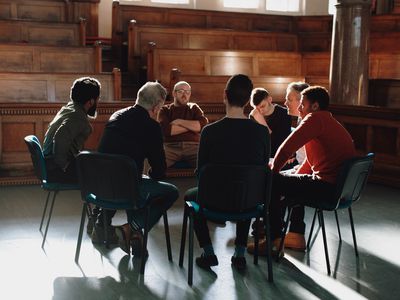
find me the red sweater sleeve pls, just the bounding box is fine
[272,113,322,173]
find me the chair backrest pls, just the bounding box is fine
[335,153,375,209]
[76,151,141,209]
[24,135,47,183]
[197,164,271,213]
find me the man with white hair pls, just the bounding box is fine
[158,81,208,168]
[93,82,179,255]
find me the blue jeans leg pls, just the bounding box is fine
[127,178,179,230]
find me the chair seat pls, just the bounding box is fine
[43,182,79,191]
[85,194,135,210]
[188,201,264,222]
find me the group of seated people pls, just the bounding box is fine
[42,74,356,271]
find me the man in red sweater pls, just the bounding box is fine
[248,85,356,256]
[158,81,208,168]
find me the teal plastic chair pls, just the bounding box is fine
[179,164,274,285]
[278,153,375,275]
[75,151,172,274]
[24,135,79,248]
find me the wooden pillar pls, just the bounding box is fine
[329,0,371,105]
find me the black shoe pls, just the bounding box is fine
[195,254,218,269]
[231,256,246,271]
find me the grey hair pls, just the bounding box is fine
[136,81,167,110]
[174,81,190,91]
[287,82,310,94]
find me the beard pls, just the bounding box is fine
[87,103,97,119]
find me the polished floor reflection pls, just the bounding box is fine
[0,178,399,300]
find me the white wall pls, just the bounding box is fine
[98,0,330,38]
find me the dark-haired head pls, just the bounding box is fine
[70,77,101,105]
[301,86,330,110]
[225,74,253,108]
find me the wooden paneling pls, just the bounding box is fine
[148,47,302,86]
[128,22,298,73]
[369,79,400,108]
[0,44,102,73]
[370,53,400,79]
[0,69,121,103]
[0,19,85,46]
[0,0,99,36]
[169,70,305,104]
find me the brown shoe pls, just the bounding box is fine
[284,232,306,251]
[247,238,284,258]
[114,224,132,254]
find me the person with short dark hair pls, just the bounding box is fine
[43,77,101,184]
[249,87,292,156]
[248,85,356,257]
[185,74,270,271]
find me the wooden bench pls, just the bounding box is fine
[169,69,305,104]
[127,20,298,73]
[0,43,102,73]
[147,45,303,86]
[0,69,121,103]
[0,19,86,46]
[112,1,294,60]
[0,0,99,37]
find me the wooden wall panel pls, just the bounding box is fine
[0,44,101,73]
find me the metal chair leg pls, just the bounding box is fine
[75,203,87,263]
[103,212,109,249]
[334,210,342,241]
[253,217,259,265]
[39,191,51,232]
[179,205,188,267]
[277,206,293,262]
[188,212,194,286]
[264,211,274,283]
[163,212,172,261]
[306,209,317,249]
[42,191,57,248]
[348,207,359,257]
[140,207,150,275]
[319,210,331,275]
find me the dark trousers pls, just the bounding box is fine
[45,157,78,185]
[98,177,178,230]
[185,187,251,248]
[270,172,336,240]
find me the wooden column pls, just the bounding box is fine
[330,0,371,105]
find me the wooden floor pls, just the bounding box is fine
[0,177,399,300]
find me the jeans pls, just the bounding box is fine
[98,177,179,231]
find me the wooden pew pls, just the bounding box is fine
[147,45,303,86]
[127,20,298,73]
[0,68,121,103]
[169,69,305,104]
[0,0,99,37]
[112,1,294,60]
[0,19,86,46]
[0,43,102,73]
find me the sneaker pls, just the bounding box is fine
[91,224,119,245]
[195,253,219,269]
[247,238,284,258]
[284,232,306,251]
[231,256,246,271]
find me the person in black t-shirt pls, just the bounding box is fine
[185,74,270,271]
